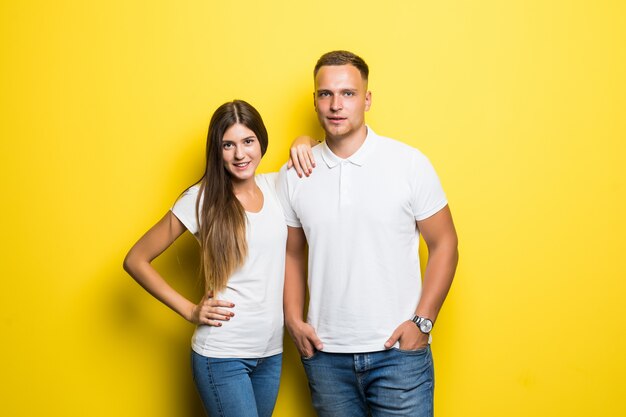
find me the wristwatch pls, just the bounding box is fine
[411,315,433,334]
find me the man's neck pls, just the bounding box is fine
[325,125,368,159]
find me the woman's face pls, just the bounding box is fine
[221,123,262,183]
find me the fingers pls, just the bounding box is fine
[206,308,234,319]
[299,326,324,357]
[195,296,235,326]
[290,147,304,178]
[298,338,315,358]
[297,147,314,177]
[202,319,226,327]
[307,329,323,351]
[385,322,427,350]
[289,145,317,178]
[197,308,232,326]
[303,146,316,169]
[204,298,235,308]
[384,327,402,349]
[201,318,228,326]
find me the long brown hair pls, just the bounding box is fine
[196,100,268,294]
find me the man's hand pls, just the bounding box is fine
[286,319,323,358]
[384,320,429,350]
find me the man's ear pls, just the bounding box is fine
[365,90,372,112]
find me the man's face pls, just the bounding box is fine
[314,64,371,141]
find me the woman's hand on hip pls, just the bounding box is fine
[189,292,235,326]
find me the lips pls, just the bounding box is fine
[327,117,346,124]
[233,161,251,169]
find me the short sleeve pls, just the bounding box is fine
[276,164,302,228]
[171,185,201,236]
[410,153,448,221]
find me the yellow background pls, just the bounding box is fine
[1,1,625,416]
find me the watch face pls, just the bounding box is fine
[420,320,433,333]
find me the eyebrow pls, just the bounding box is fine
[316,88,357,93]
[223,135,256,143]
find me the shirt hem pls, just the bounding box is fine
[319,343,393,354]
[191,345,283,359]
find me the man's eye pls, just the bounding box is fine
[344,91,355,97]
[319,92,330,97]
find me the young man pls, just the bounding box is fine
[278,50,459,417]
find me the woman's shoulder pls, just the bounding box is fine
[183,183,201,195]
[172,183,201,211]
[171,183,202,235]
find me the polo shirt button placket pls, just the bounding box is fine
[339,161,352,208]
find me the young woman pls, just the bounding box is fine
[123,100,315,417]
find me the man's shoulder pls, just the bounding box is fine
[310,141,325,160]
[278,162,300,181]
[370,131,427,162]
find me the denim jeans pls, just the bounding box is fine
[191,351,282,417]
[301,346,434,417]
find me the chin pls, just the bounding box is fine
[329,128,350,138]
[231,171,255,182]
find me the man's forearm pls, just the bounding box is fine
[415,241,459,323]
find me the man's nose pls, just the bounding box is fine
[330,96,343,111]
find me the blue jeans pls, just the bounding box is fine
[301,347,434,417]
[191,351,282,417]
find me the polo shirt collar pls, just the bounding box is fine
[321,126,378,168]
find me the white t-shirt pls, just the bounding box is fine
[171,173,287,358]
[277,127,448,353]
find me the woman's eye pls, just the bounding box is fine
[223,143,233,149]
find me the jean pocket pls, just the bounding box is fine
[301,351,320,361]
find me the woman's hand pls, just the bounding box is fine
[287,135,319,178]
[286,319,323,358]
[189,292,235,326]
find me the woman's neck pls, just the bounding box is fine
[232,176,263,213]
[231,176,257,195]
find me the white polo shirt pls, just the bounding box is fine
[277,127,448,353]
